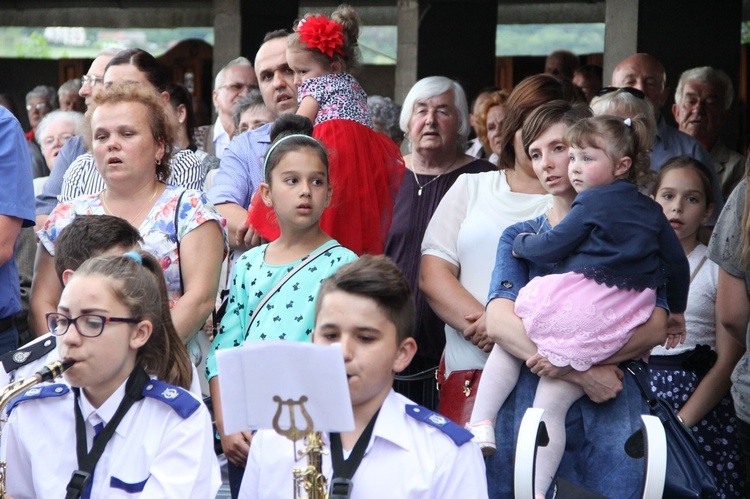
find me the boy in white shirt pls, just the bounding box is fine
[240,255,488,498]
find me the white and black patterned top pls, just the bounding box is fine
[297,72,373,128]
[59,148,205,202]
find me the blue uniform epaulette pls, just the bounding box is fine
[0,336,56,373]
[6,383,69,416]
[405,404,474,446]
[142,379,200,418]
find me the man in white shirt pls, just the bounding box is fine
[195,57,257,159]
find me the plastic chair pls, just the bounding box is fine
[513,409,667,499]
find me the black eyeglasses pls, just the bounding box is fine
[595,86,646,100]
[46,312,141,338]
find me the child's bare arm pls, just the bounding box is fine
[297,96,319,123]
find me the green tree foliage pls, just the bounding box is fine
[15,31,50,58]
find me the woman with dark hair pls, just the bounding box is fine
[167,82,219,174]
[106,47,170,92]
[482,91,668,497]
[58,47,205,203]
[420,76,582,425]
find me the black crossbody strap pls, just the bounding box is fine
[174,190,186,295]
[243,243,341,340]
[65,365,150,499]
[329,408,380,497]
[626,361,657,407]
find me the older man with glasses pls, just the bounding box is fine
[34,48,120,230]
[194,57,257,159]
[672,66,744,200]
[611,53,723,218]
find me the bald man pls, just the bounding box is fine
[612,53,723,216]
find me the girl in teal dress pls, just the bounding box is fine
[206,114,357,497]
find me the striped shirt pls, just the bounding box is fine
[59,148,205,202]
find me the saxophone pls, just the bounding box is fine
[293,432,328,499]
[272,395,329,499]
[0,359,75,499]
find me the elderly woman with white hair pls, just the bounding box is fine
[385,76,494,409]
[33,110,84,195]
[418,74,584,426]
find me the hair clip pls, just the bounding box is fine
[623,118,632,127]
[123,251,143,265]
[296,15,345,58]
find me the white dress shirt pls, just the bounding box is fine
[240,389,488,499]
[212,119,230,160]
[1,376,220,498]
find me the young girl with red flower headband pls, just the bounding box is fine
[248,4,404,255]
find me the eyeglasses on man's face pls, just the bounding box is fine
[46,312,141,338]
[218,82,255,94]
[81,74,104,88]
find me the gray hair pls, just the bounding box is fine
[26,85,57,108]
[215,56,253,90]
[675,66,733,110]
[399,76,470,152]
[58,78,82,99]
[590,89,657,145]
[35,110,85,146]
[232,88,267,130]
[368,95,402,144]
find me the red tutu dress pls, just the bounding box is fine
[249,72,404,255]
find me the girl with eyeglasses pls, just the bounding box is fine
[2,251,220,497]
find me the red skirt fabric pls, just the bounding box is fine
[249,119,404,255]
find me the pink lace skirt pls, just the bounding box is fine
[515,272,655,371]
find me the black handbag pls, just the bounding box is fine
[627,361,717,498]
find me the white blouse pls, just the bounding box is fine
[421,170,551,374]
[651,243,718,356]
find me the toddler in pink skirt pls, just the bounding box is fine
[469,113,689,499]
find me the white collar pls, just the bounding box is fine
[367,389,410,452]
[213,118,229,141]
[78,377,138,437]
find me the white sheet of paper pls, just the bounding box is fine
[217,341,354,436]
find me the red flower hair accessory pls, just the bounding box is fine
[296,15,345,58]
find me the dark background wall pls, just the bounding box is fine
[0,58,63,131]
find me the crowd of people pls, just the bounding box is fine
[1,3,749,498]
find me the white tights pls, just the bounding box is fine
[469,343,523,423]
[532,377,584,495]
[468,344,584,497]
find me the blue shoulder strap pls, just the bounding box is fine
[405,404,474,446]
[7,383,69,415]
[142,379,200,418]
